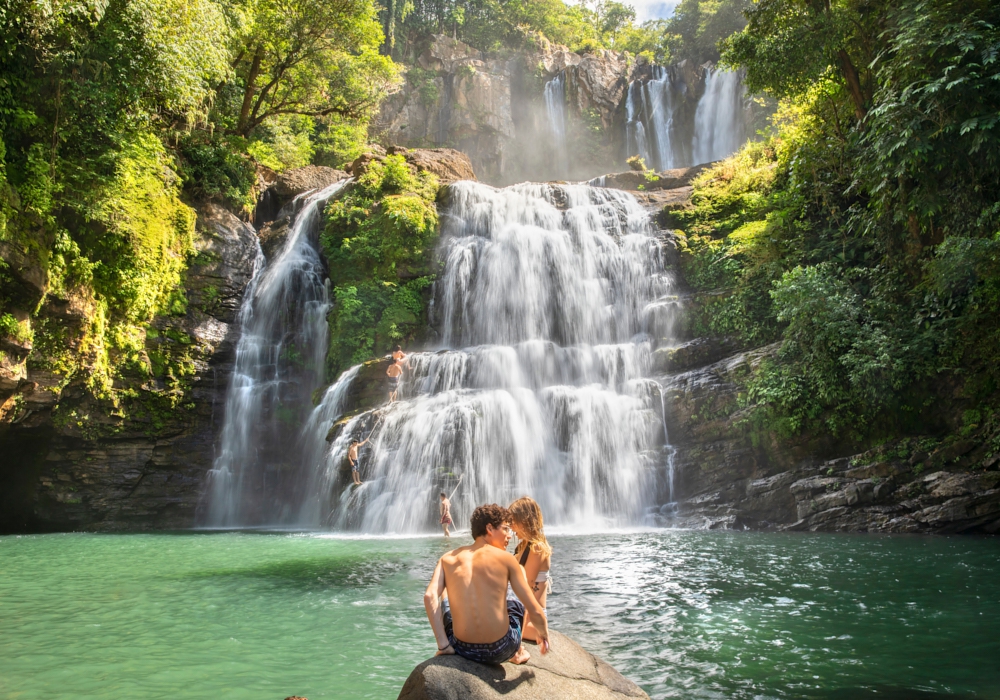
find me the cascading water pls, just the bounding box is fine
[319,182,681,533]
[202,179,349,527]
[626,66,686,171]
[693,68,747,165]
[544,72,569,178]
[626,65,747,170]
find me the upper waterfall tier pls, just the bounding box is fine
[625,65,750,171]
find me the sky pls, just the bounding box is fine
[566,0,682,22]
[630,0,681,21]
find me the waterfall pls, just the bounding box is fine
[626,65,747,170]
[202,179,350,527]
[320,182,680,533]
[626,66,685,171]
[693,68,747,165]
[544,72,569,178]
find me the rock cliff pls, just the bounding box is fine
[0,202,259,532]
[373,35,762,185]
[397,631,649,700]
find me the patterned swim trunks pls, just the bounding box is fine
[443,597,524,665]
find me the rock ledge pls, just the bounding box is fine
[397,630,649,700]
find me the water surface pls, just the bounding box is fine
[1,530,996,699]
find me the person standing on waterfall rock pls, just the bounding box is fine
[424,504,550,665]
[439,492,453,537]
[386,358,403,402]
[348,437,368,486]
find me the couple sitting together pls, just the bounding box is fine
[423,497,552,665]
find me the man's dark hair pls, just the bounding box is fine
[395,344,402,352]
[440,492,446,498]
[470,504,509,539]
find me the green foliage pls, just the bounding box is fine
[0,312,31,344]
[176,134,257,213]
[389,0,744,59]
[407,66,442,109]
[855,0,1000,245]
[322,155,439,377]
[312,115,370,168]
[1,0,400,412]
[224,0,398,136]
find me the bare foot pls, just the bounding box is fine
[509,645,530,665]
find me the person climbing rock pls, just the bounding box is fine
[392,344,407,365]
[386,359,403,402]
[348,437,368,485]
[423,504,549,666]
[439,492,453,537]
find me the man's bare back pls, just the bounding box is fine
[440,542,519,642]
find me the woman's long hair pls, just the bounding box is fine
[508,496,552,559]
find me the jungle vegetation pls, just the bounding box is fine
[380,0,750,66]
[0,0,397,401]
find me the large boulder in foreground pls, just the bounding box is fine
[397,630,649,700]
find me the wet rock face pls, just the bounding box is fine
[397,630,649,700]
[273,166,349,200]
[564,50,630,127]
[0,203,259,532]
[375,36,512,183]
[255,165,348,232]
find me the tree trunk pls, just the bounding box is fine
[238,47,264,135]
[837,49,867,122]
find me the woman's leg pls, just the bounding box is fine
[521,613,539,642]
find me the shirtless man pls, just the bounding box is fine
[347,437,368,485]
[386,359,403,402]
[423,504,550,665]
[439,492,453,537]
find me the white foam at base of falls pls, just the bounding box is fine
[319,181,680,533]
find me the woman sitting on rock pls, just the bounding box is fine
[508,496,552,644]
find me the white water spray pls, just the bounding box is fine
[693,68,747,165]
[320,182,680,532]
